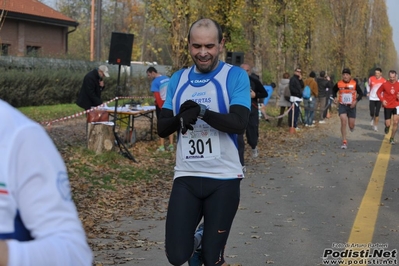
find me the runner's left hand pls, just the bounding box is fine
[179,100,199,114]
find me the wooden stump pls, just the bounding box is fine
[87,123,115,154]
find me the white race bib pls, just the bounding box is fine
[341,93,352,104]
[180,120,221,161]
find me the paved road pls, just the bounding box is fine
[95,99,399,265]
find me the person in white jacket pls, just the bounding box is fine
[0,99,92,266]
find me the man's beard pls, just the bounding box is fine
[193,55,218,73]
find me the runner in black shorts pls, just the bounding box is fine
[383,108,399,144]
[384,108,397,129]
[338,104,356,118]
[367,68,386,132]
[376,70,399,144]
[332,68,363,149]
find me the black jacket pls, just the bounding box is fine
[76,69,104,110]
[316,77,330,98]
[249,75,267,108]
[289,74,304,98]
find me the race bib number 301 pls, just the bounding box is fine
[181,120,221,161]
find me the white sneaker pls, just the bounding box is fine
[319,120,326,124]
[341,141,348,149]
[252,148,258,158]
[370,118,374,126]
[295,127,300,131]
[305,124,309,127]
[373,126,378,132]
[308,124,315,128]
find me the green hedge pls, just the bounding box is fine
[0,67,152,108]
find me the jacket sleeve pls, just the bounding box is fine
[250,76,268,99]
[157,105,250,137]
[311,80,319,97]
[157,108,180,138]
[278,84,284,97]
[356,83,363,101]
[7,125,92,266]
[299,79,304,90]
[376,85,384,102]
[332,83,339,98]
[153,92,164,109]
[289,77,303,98]
[202,105,250,134]
[83,75,103,106]
[367,78,371,93]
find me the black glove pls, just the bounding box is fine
[179,100,199,114]
[179,104,200,134]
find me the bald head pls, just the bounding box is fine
[240,63,251,75]
[188,18,223,43]
[187,18,225,73]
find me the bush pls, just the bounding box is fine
[0,66,152,108]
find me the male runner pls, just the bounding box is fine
[332,68,363,149]
[377,70,399,144]
[367,67,386,131]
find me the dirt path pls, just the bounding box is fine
[46,109,338,265]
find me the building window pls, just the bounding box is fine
[1,44,10,56]
[26,46,41,56]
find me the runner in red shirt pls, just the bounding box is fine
[377,70,399,144]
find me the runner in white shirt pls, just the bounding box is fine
[367,67,386,131]
[0,99,92,266]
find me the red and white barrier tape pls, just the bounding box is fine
[40,96,153,127]
[262,105,293,120]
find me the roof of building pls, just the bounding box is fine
[2,0,76,23]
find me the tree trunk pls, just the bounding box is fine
[87,123,115,154]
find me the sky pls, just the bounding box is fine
[44,0,399,54]
[386,0,399,55]
[43,0,56,9]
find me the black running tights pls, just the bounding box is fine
[165,177,241,266]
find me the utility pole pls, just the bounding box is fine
[95,0,102,61]
[140,3,148,62]
[90,0,95,61]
